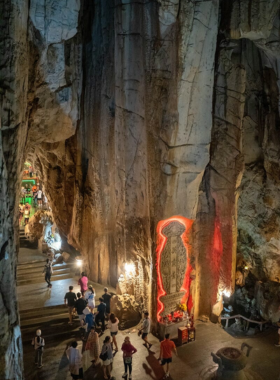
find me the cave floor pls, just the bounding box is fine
[22,320,280,380]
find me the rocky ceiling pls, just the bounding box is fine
[1,0,280,377]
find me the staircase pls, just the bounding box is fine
[17,261,73,286]
[20,305,81,344]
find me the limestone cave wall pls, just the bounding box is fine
[2,1,280,377]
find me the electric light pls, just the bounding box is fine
[76,256,83,267]
[124,262,135,277]
[244,266,248,270]
[223,289,231,298]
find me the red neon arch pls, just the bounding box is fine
[156,215,193,321]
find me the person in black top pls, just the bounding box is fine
[74,292,87,327]
[42,259,53,288]
[102,287,112,316]
[64,286,77,325]
[95,298,106,332]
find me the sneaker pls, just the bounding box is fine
[275,344,280,347]
[166,372,170,377]
[122,373,127,378]
[38,365,43,369]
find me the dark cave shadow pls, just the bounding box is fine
[143,350,166,380]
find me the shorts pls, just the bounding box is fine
[68,306,74,313]
[142,333,148,339]
[103,358,113,366]
[78,314,85,322]
[111,331,118,336]
[71,367,83,379]
[161,357,172,365]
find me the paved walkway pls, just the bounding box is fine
[22,320,280,380]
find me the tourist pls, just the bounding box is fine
[159,333,177,379]
[74,292,87,327]
[66,341,83,379]
[84,285,95,311]
[85,326,100,365]
[107,313,119,351]
[64,286,77,325]
[31,329,45,369]
[78,272,88,296]
[95,298,106,332]
[83,306,95,333]
[139,311,152,349]
[24,203,30,225]
[29,165,33,178]
[102,287,112,315]
[121,336,137,379]
[42,258,53,288]
[100,336,113,380]
[37,189,43,207]
[19,203,24,224]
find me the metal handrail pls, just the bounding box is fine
[221,314,268,331]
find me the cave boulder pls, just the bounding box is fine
[111,295,141,329]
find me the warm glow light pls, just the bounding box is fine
[156,216,193,321]
[223,289,231,298]
[244,266,248,270]
[76,256,83,267]
[125,262,135,277]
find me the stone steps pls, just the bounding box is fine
[17,263,72,275]
[20,305,82,343]
[17,272,71,286]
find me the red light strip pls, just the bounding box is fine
[156,216,193,321]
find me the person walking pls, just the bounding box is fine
[139,311,152,349]
[31,329,45,369]
[84,285,95,311]
[42,259,53,288]
[95,298,106,332]
[74,292,87,327]
[121,336,137,380]
[29,165,33,178]
[83,306,95,333]
[64,286,77,325]
[37,189,43,207]
[85,326,100,365]
[159,333,177,379]
[102,287,112,316]
[24,204,30,225]
[100,336,113,380]
[275,320,280,347]
[66,341,83,379]
[107,313,119,351]
[78,272,88,296]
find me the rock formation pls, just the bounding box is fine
[2,0,280,377]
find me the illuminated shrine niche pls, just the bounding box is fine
[156,216,193,322]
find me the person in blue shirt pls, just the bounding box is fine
[84,306,95,333]
[95,298,106,332]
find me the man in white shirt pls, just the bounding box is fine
[37,189,43,207]
[139,311,152,349]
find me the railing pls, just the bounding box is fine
[221,314,268,331]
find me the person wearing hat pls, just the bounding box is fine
[84,285,95,311]
[31,329,45,368]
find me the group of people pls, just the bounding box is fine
[32,271,178,380]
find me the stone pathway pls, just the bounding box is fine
[23,321,280,380]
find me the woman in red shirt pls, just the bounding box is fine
[78,272,88,296]
[121,336,137,379]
